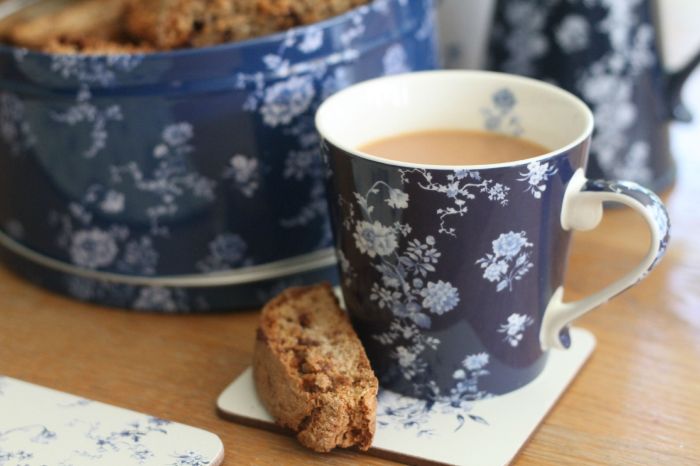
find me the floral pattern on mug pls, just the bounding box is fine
[481,88,523,137]
[498,313,535,347]
[336,173,500,416]
[340,180,457,384]
[376,350,491,436]
[476,231,534,292]
[518,160,558,199]
[399,168,509,236]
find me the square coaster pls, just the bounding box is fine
[217,327,595,466]
[0,377,224,466]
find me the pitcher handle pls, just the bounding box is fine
[667,47,700,122]
[540,169,671,350]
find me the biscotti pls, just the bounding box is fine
[125,0,370,49]
[253,283,378,452]
[2,0,371,54]
[2,0,133,52]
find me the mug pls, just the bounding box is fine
[488,0,700,192]
[316,71,670,400]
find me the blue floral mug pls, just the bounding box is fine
[317,71,670,400]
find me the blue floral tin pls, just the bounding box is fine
[0,0,438,312]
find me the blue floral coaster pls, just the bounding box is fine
[0,378,223,466]
[217,327,595,466]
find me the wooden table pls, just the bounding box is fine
[1,112,699,466]
[2,15,700,466]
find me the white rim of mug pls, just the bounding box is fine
[315,70,595,170]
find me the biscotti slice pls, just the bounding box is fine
[253,283,378,453]
[126,0,284,50]
[124,0,372,50]
[6,0,128,50]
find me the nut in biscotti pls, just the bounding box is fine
[252,283,378,453]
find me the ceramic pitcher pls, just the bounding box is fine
[488,0,700,192]
[437,0,495,69]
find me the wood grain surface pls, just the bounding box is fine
[2,5,700,466]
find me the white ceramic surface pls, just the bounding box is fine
[217,327,596,466]
[0,377,224,466]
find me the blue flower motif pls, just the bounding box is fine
[210,233,247,264]
[69,228,119,269]
[492,88,516,111]
[483,261,508,282]
[162,122,194,147]
[492,231,529,258]
[420,281,459,315]
[171,451,209,466]
[462,352,489,371]
[353,220,398,258]
[477,230,534,292]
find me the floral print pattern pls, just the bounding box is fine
[0,377,218,466]
[133,287,189,313]
[50,54,144,87]
[340,180,460,388]
[482,88,523,136]
[399,168,509,236]
[377,350,491,435]
[337,174,500,410]
[171,451,210,466]
[491,0,662,185]
[576,0,657,183]
[259,75,316,128]
[477,231,534,292]
[555,14,590,53]
[223,155,260,198]
[110,122,216,236]
[498,313,535,347]
[196,233,252,272]
[496,1,549,76]
[51,87,123,159]
[518,161,558,199]
[0,92,35,156]
[382,44,410,75]
[51,199,130,273]
[69,228,119,269]
[0,0,438,312]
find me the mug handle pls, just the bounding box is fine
[540,169,671,350]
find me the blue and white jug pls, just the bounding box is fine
[488,0,700,192]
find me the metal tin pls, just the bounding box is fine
[0,0,438,312]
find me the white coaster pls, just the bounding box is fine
[0,377,224,466]
[217,327,595,466]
